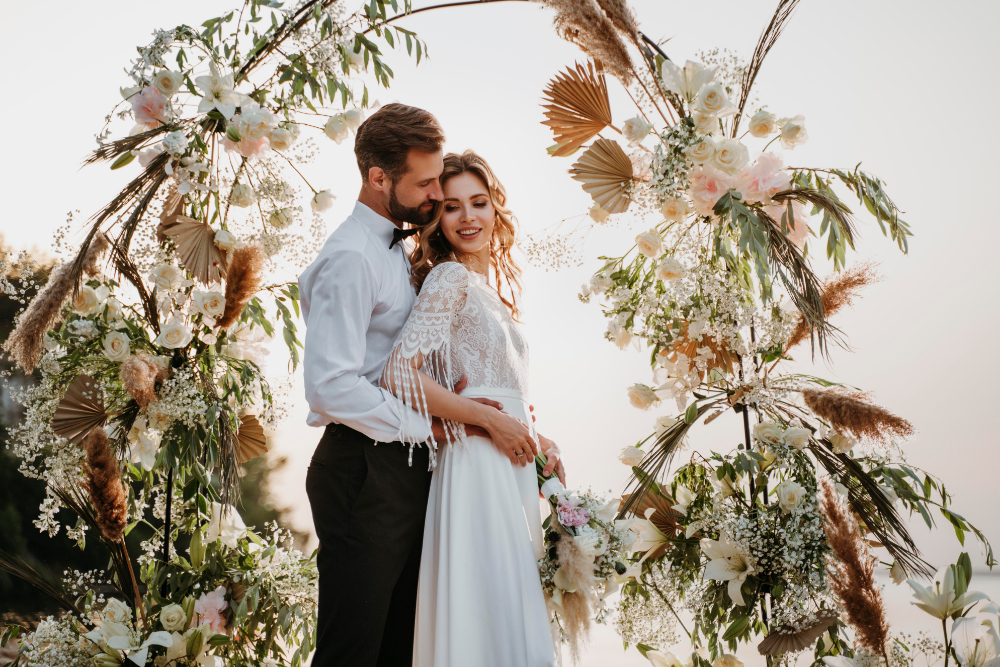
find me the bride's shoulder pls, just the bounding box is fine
[424,261,471,288]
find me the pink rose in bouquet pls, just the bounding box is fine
[733,152,791,205]
[557,497,592,528]
[687,164,733,216]
[132,86,169,129]
[194,585,229,634]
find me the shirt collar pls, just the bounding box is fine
[352,201,402,249]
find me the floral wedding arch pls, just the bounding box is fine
[0,1,993,666]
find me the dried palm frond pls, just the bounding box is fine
[83,125,172,166]
[158,214,229,285]
[808,441,930,577]
[217,411,242,508]
[786,262,879,350]
[83,428,128,543]
[217,242,266,330]
[107,239,160,333]
[236,414,269,463]
[569,138,635,214]
[534,0,634,84]
[771,187,857,249]
[731,0,802,137]
[619,488,683,559]
[542,62,613,157]
[821,481,891,663]
[665,321,738,380]
[52,375,108,446]
[758,613,839,655]
[803,387,914,446]
[0,547,87,622]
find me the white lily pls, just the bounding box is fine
[907,566,990,619]
[107,630,173,666]
[83,619,131,649]
[597,499,619,523]
[952,617,1000,667]
[647,650,685,667]
[195,61,245,120]
[206,501,247,549]
[701,532,754,606]
[672,486,696,515]
[659,60,718,103]
[822,657,859,667]
[631,507,672,556]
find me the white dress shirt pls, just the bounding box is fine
[298,201,432,444]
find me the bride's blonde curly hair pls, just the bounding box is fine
[410,150,523,318]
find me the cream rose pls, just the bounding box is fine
[660,197,690,222]
[155,321,194,349]
[103,598,132,624]
[344,108,365,131]
[655,257,686,282]
[71,285,103,316]
[622,115,653,144]
[269,208,294,229]
[635,230,663,259]
[152,69,184,97]
[192,290,226,319]
[159,603,188,632]
[694,82,736,118]
[692,112,719,136]
[829,432,856,454]
[239,106,277,142]
[103,331,131,363]
[618,446,645,467]
[778,115,808,149]
[654,415,678,434]
[589,202,610,223]
[890,562,906,585]
[104,297,124,321]
[748,109,778,137]
[774,480,806,514]
[627,383,660,410]
[782,426,812,451]
[229,183,256,208]
[753,421,784,445]
[214,229,238,252]
[149,263,184,291]
[711,138,750,173]
[324,114,349,144]
[267,127,295,151]
[311,190,336,212]
[684,137,716,165]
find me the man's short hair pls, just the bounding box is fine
[354,103,445,183]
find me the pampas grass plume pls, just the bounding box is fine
[555,528,596,663]
[119,354,163,408]
[536,0,635,83]
[787,261,880,350]
[217,242,266,330]
[803,386,914,446]
[84,427,128,543]
[81,234,110,278]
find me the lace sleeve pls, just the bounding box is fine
[384,262,469,464]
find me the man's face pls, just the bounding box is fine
[387,149,444,226]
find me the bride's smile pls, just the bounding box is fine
[440,171,496,271]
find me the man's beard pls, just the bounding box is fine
[388,182,441,227]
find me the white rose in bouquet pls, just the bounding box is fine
[152,69,184,97]
[324,114,349,144]
[311,190,336,212]
[192,290,226,320]
[104,297,124,322]
[149,264,184,291]
[269,208,295,229]
[229,183,256,208]
[753,421,784,444]
[159,604,188,633]
[344,108,365,131]
[692,112,719,136]
[622,115,653,144]
[239,105,277,142]
[782,427,812,451]
[775,480,806,514]
[155,321,194,349]
[627,383,660,410]
[654,415,678,434]
[778,115,809,149]
[635,230,663,258]
[103,331,131,363]
[618,446,645,466]
[711,139,750,173]
[829,431,856,454]
[214,229,238,252]
[267,127,295,151]
[103,598,132,624]
[748,109,778,137]
[694,82,736,118]
[660,197,690,222]
[163,131,189,155]
[589,202,610,223]
[655,257,686,282]
[684,137,716,165]
[71,285,103,316]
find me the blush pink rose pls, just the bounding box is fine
[733,152,791,205]
[223,134,270,159]
[557,497,592,528]
[194,585,228,634]
[687,164,733,216]
[132,86,169,129]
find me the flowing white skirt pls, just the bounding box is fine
[413,386,558,667]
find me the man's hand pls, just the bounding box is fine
[538,433,566,486]
[431,375,502,443]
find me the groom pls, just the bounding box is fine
[298,104,540,667]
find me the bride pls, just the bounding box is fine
[382,150,562,667]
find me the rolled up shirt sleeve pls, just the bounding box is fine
[301,249,432,444]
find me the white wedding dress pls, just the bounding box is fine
[386,261,557,667]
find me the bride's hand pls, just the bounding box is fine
[538,434,566,486]
[480,410,538,466]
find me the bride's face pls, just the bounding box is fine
[440,172,495,258]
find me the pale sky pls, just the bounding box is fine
[2,1,999,665]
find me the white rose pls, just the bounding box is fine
[267,127,294,152]
[660,197,690,222]
[684,137,716,165]
[229,183,256,208]
[159,603,187,632]
[774,479,806,514]
[71,285,103,316]
[627,383,660,410]
[163,131,189,155]
[654,415,678,434]
[748,110,778,137]
[346,45,365,72]
[619,446,645,467]
[694,82,736,118]
[324,114,349,144]
[269,208,294,229]
[829,432,856,454]
[344,108,365,131]
[778,115,808,149]
[781,427,811,452]
[713,654,744,667]
[622,115,653,144]
[214,229,237,252]
[103,331,131,363]
[239,106,277,142]
[753,421,784,445]
[192,290,226,319]
[311,190,336,212]
[155,321,194,349]
[103,598,132,624]
[589,202,611,223]
[890,562,906,585]
[635,229,663,259]
[152,69,184,98]
[692,112,719,136]
[655,257,686,282]
[608,320,633,350]
[711,138,750,173]
[103,297,124,322]
[149,264,184,291]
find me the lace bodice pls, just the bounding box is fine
[385,262,529,462]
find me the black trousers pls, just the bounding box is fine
[306,424,432,667]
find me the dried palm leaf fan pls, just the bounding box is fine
[542,61,613,157]
[52,375,109,446]
[236,414,268,463]
[619,488,683,559]
[157,186,229,284]
[757,613,838,655]
[666,321,738,380]
[569,137,635,214]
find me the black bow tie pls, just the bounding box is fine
[390,226,419,249]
